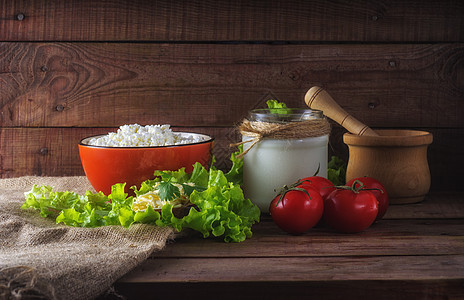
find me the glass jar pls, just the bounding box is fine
[241,108,329,213]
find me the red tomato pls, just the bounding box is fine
[346,177,389,220]
[324,185,379,233]
[299,176,335,200]
[269,186,323,235]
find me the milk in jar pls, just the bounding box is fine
[241,108,330,213]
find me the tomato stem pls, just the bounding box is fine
[274,184,312,207]
[333,179,382,194]
[313,163,320,176]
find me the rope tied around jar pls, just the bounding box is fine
[231,118,331,158]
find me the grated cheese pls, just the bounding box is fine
[132,182,192,212]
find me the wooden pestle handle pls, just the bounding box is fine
[305,86,378,136]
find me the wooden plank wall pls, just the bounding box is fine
[0,0,463,192]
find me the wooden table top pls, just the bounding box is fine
[114,193,464,300]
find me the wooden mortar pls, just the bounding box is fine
[305,86,433,204]
[344,130,433,204]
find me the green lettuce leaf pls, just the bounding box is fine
[224,145,244,186]
[22,183,136,228]
[22,156,260,243]
[22,185,84,218]
[188,162,210,187]
[131,164,260,242]
[327,155,347,185]
[266,99,290,114]
[105,183,134,227]
[134,205,161,224]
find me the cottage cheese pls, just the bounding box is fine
[87,124,203,147]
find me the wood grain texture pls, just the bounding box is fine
[384,192,464,219]
[1,42,463,128]
[155,220,464,258]
[112,194,464,300]
[154,195,464,259]
[0,1,463,192]
[0,126,239,177]
[0,126,462,192]
[1,0,462,42]
[1,2,463,299]
[122,255,464,282]
[113,280,464,300]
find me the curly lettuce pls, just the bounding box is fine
[327,155,347,186]
[266,99,290,114]
[21,147,259,243]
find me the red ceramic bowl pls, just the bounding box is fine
[78,132,214,195]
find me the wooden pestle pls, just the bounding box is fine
[305,86,378,136]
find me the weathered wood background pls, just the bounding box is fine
[0,0,463,192]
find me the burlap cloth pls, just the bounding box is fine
[0,176,175,300]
